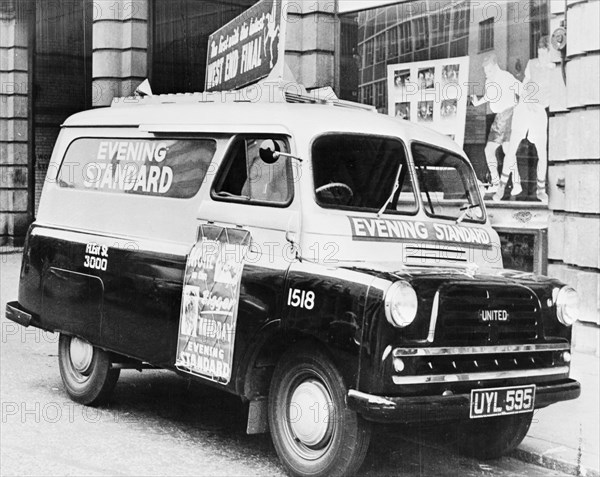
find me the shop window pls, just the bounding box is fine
[374,8,387,34]
[365,9,376,38]
[450,3,470,57]
[361,84,374,105]
[358,11,366,42]
[338,1,550,203]
[430,9,449,59]
[364,39,374,67]
[530,0,549,58]
[398,22,413,58]
[452,3,470,40]
[413,16,428,51]
[362,66,374,84]
[375,81,387,111]
[413,16,429,60]
[479,17,495,52]
[386,4,398,27]
[431,8,451,46]
[388,28,399,59]
[375,34,386,63]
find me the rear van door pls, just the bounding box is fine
[31,129,225,366]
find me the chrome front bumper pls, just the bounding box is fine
[347,379,581,424]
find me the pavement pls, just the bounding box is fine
[510,348,600,477]
[1,249,599,476]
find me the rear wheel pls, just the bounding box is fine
[58,334,120,406]
[268,345,371,477]
[457,413,533,459]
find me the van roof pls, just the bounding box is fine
[62,101,464,156]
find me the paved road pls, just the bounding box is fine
[1,253,566,476]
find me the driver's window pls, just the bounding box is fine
[213,137,292,205]
[312,134,417,214]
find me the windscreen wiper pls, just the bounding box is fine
[417,166,435,214]
[456,203,482,224]
[377,165,402,217]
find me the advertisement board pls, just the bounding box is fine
[175,225,251,384]
[387,56,470,147]
[205,0,286,91]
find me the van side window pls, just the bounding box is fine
[312,134,417,214]
[57,138,217,199]
[213,137,292,205]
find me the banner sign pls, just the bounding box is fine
[175,225,251,384]
[348,216,492,248]
[387,56,470,147]
[205,0,285,91]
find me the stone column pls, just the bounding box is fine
[547,0,600,354]
[285,1,336,90]
[92,0,149,106]
[0,1,30,247]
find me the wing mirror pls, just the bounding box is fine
[259,139,303,164]
[259,140,281,164]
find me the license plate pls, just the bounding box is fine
[470,385,536,419]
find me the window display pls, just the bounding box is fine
[339,0,554,203]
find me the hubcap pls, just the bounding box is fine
[69,337,94,374]
[289,379,332,447]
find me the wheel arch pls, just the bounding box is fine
[239,324,357,402]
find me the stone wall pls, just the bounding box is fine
[92,0,149,106]
[547,0,600,353]
[285,1,336,90]
[0,1,30,247]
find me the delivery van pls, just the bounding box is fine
[6,85,580,477]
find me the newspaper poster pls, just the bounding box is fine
[205,0,286,91]
[387,56,470,147]
[175,225,251,384]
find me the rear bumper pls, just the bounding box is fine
[347,379,581,423]
[5,301,33,327]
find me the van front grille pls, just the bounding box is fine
[435,284,540,345]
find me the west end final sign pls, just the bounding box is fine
[205,0,285,91]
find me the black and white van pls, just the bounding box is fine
[6,86,580,477]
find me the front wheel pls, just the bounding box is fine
[268,345,371,477]
[456,413,533,459]
[58,334,120,406]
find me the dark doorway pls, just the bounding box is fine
[33,0,92,214]
[151,0,258,94]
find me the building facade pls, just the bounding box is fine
[1,0,598,347]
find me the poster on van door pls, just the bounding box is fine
[205,0,286,91]
[175,225,251,384]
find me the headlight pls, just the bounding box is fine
[554,286,579,326]
[384,281,418,328]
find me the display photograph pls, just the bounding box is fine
[417,100,434,121]
[441,98,458,119]
[394,101,410,119]
[1,1,598,477]
[417,66,435,89]
[442,63,460,83]
[393,69,411,89]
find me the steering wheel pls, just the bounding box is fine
[315,182,354,206]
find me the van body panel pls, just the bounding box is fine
[19,224,186,366]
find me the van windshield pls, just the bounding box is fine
[312,134,417,214]
[411,143,484,223]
